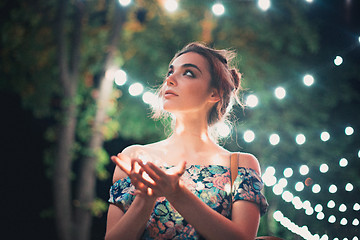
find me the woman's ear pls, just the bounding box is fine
[209,89,220,103]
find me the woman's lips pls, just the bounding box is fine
[164,90,178,98]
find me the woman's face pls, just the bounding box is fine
[161,52,217,116]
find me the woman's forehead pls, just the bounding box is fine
[171,52,210,72]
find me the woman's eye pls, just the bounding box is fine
[184,70,194,77]
[167,70,173,77]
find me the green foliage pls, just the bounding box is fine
[90,198,108,217]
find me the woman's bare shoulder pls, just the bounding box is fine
[234,152,261,174]
[112,144,145,183]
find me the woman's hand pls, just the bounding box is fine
[111,153,155,199]
[136,159,187,199]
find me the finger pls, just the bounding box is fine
[144,161,167,178]
[167,161,186,176]
[177,161,187,176]
[136,160,161,181]
[111,156,131,175]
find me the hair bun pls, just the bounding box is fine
[230,69,242,91]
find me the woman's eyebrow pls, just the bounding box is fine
[169,63,202,74]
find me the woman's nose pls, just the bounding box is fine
[166,74,177,86]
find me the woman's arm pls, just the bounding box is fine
[105,146,156,240]
[105,195,156,240]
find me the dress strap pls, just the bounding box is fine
[230,153,239,185]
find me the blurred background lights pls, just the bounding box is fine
[265,166,276,176]
[263,174,277,187]
[246,94,259,108]
[243,130,255,143]
[319,163,329,173]
[339,203,347,212]
[296,134,306,145]
[339,158,348,167]
[340,218,348,225]
[273,210,283,221]
[128,82,144,96]
[281,190,293,202]
[216,122,231,138]
[278,178,288,188]
[314,204,323,212]
[345,126,354,135]
[345,183,353,191]
[303,200,311,209]
[328,215,336,223]
[305,0,313,3]
[269,133,280,145]
[114,69,127,86]
[212,3,225,16]
[292,196,303,209]
[164,0,178,12]
[118,0,131,7]
[353,218,359,226]
[142,91,157,106]
[334,55,343,66]
[283,167,293,178]
[305,207,314,215]
[274,87,286,99]
[353,203,360,211]
[295,181,305,191]
[327,200,335,208]
[329,184,337,193]
[273,184,284,195]
[320,131,330,141]
[316,212,325,220]
[299,165,309,175]
[312,184,321,193]
[257,0,271,11]
[303,74,314,86]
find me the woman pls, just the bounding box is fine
[105,42,268,240]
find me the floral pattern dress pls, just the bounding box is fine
[108,165,268,240]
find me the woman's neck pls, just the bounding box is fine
[167,117,215,154]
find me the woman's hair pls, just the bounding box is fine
[152,42,244,138]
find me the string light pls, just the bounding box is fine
[299,165,309,175]
[345,183,354,192]
[128,82,144,96]
[320,131,330,142]
[164,0,178,12]
[216,122,231,137]
[212,3,225,16]
[257,0,271,11]
[345,126,354,135]
[283,167,293,178]
[269,133,280,145]
[245,94,259,108]
[303,74,314,86]
[339,158,348,167]
[327,200,336,208]
[319,163,329,173]
[334,56,343,66]
[296,134,306,145]
[295,181,305,191]
[274,87,286,99]
[329,184,337,194]
[114,69,127,86]
[118,0,132,7]
[312,184,321,194]
[243,129,255,142]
